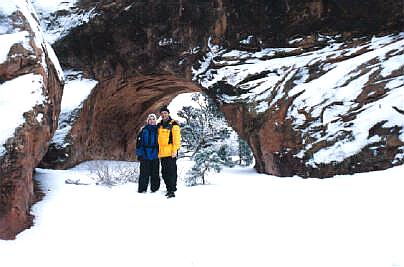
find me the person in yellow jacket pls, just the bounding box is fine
[157,106,181,198]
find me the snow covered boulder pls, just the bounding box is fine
[0,1,63,239]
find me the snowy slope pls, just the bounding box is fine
[0,160,403,267]
[194,33,404,167]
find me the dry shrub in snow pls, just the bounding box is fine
[87,161,139,186]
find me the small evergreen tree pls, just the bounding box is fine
[238,138,254,166]
[185,145,231,186]
[178,93,235,186]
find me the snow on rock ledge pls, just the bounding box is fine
[39,70,98,167]
[195,33,404,177]
[0,0,63,240]
[32,0,97,44]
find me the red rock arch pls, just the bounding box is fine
[40,74,201,169]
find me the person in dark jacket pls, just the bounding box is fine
[136,113,160,193]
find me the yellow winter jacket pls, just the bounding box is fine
[157,119,181,158]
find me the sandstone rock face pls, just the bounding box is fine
[39,0,212,168]
[0,2,63,239]
[196,34,404,177]
[38,0,403,176]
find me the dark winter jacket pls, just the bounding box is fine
[136,125,159,160]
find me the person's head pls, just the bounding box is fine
[146,113,157,125]
[160,106,170,121]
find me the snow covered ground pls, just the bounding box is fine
[1,159,403,267]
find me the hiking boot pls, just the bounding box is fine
[166,192,175,198]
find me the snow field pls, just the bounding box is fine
[0,160,403,267]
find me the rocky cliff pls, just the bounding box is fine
[0,1,63,239]
[195,34,404,176]
[39,0,403,175]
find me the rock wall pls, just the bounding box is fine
[199,33,404,177]
[44,0,402,175]
[0,2,63,239]
[39,0,213,168]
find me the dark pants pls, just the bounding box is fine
[161,157,177,193]
[138,159,160,192]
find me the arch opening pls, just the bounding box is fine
[40,74,201,169]
[167,92,255,174]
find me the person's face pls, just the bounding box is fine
[147,117,156,125]
[160,111,169,120]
